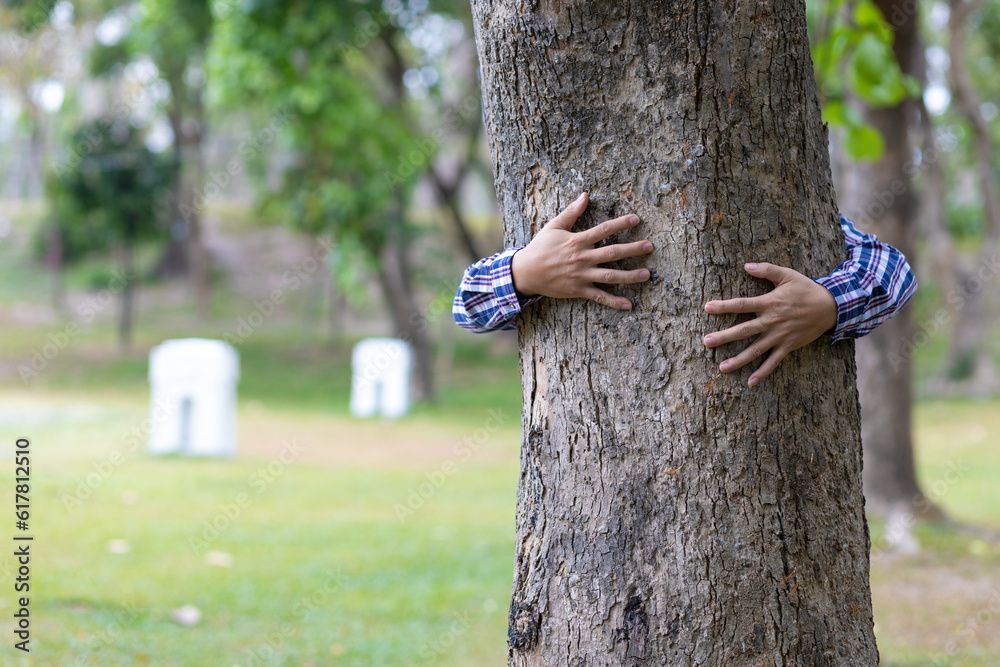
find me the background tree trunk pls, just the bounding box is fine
[839,0,941,521]
[471,1,878,664]
[165,78,212,321]
[118,241,135,351]
[153,107,192,280]
[184,112,212,322]
[376,221,435,402]
[944,0,1000,387]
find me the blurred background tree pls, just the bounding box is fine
[47,116,175,349]
[86,0,215,317]
[207,0,484,400]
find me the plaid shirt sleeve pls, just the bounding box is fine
[814,214,917,343]
[453,247,542,333]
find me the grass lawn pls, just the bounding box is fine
[1,353,999,666]
[0,376,522,667]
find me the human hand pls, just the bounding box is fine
[702,262,838,387]
[510,192,654,310]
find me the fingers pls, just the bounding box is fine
[704,294,768,315]
[545,192,589,231]
[703,263,801,312]
[592,239,654,263]
[718,333,777,373]
[703,318,767,348]
[577,214,640,245]
[744,262,797,285]
[583,287,632,311]
[747,346,789,387]
[585,267,651,285]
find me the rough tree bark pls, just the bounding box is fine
[471,1,878,664]
[839,0,939,520]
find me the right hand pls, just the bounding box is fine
[510,192,654,310]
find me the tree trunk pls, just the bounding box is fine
[470,1,878,664]
[839,0,940,520]
[167,82,212,320]
[118,242,135,352]
[915,98,957,302]
[186,132,212,321]
[429,113,487,264]
[430,163,483,264]
[944,0,1000,387]
[154,106,192,280]
[375,224,435,402]
[45,220,66,313]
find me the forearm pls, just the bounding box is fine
[817,215,918,342]
[453,248,539,333]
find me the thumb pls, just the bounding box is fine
[745,262,796,285]
[545,192,588,231]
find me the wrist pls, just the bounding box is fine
[510,248,538,297]
[816,284,838,334]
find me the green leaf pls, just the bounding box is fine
[844,123,885,161]
[847,32,915,107]
[902,74,922,98]
[850,33,891,86]
[853,2,890,43]
[822,99,849,126]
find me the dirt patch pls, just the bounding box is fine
[235,407,519,468]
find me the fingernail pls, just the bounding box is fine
[575,193,586,204]
[622,301,632,310]
[639,269,650,280]
[704,303,716,313]
[719,361,731,372]
[629,215,639,225]
[746,263,758,271]
[642,242,653,251]
[703,335,714,345]
[748,376,759,387]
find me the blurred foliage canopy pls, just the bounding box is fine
[209,0,419,273]
[807,0,921,161]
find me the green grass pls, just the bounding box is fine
[3,379,1000,666]
[0,383,521,666]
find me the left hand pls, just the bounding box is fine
[703,262,838,387]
